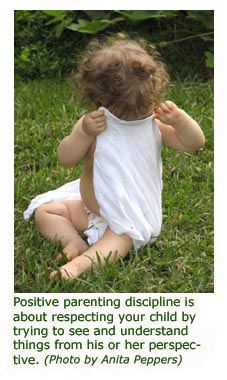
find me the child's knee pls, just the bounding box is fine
[34,204,49,225]
[34,202,69,225]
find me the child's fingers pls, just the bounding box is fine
[165,101,176,113]
[95,117,106,125]
[165,100,174,108]
[96,122,106,130]
[90,116,106,128]
[159,102,171,113]
[91,110,105,119]
[154,107,163,115]
[157,101,175,113]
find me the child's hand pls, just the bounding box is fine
[82,110,106,136]
[154,101,182,126]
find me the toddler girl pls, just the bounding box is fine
[24,38,205,280]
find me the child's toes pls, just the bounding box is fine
[49,269,60,281]
[49,268,72,281]
[55,251,71,262]
[56,253,63,262]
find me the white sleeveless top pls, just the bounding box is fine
[94,107,163,249]
[24,107,163,250]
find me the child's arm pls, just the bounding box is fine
[154,101,205,152]
[57,110,106,167]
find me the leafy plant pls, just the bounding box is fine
[43,10,125,36]
[15,10,214,80]
[14,10,89,79]
[42,10,213,68]
[186,11,214,68]
[44,10,74,38]
[116,10,178,21]
[42,10,179,36]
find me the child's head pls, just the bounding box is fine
[75,38,169,120]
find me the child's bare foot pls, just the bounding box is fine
[50,228,133,281]
[56,239,88,262]
[50,256,88,280]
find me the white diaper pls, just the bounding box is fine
[83,205,108,246]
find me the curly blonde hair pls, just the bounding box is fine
[73,38,169,120]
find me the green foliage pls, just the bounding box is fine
[14,10,89,79]
[14,79,213,293]
[186,10,214,69]
[116,10,178,21]
[205,52,214,68]
[43,10,125,36]
[15,10,214,80]
[186,10,213,29]
[44,10,74,38]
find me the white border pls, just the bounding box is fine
[1,1,226,379]
[9,0,216,11]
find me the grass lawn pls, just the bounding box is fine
[14,78,213,293]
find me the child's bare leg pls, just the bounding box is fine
[49,227,133,279]
[34,200,89,260]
